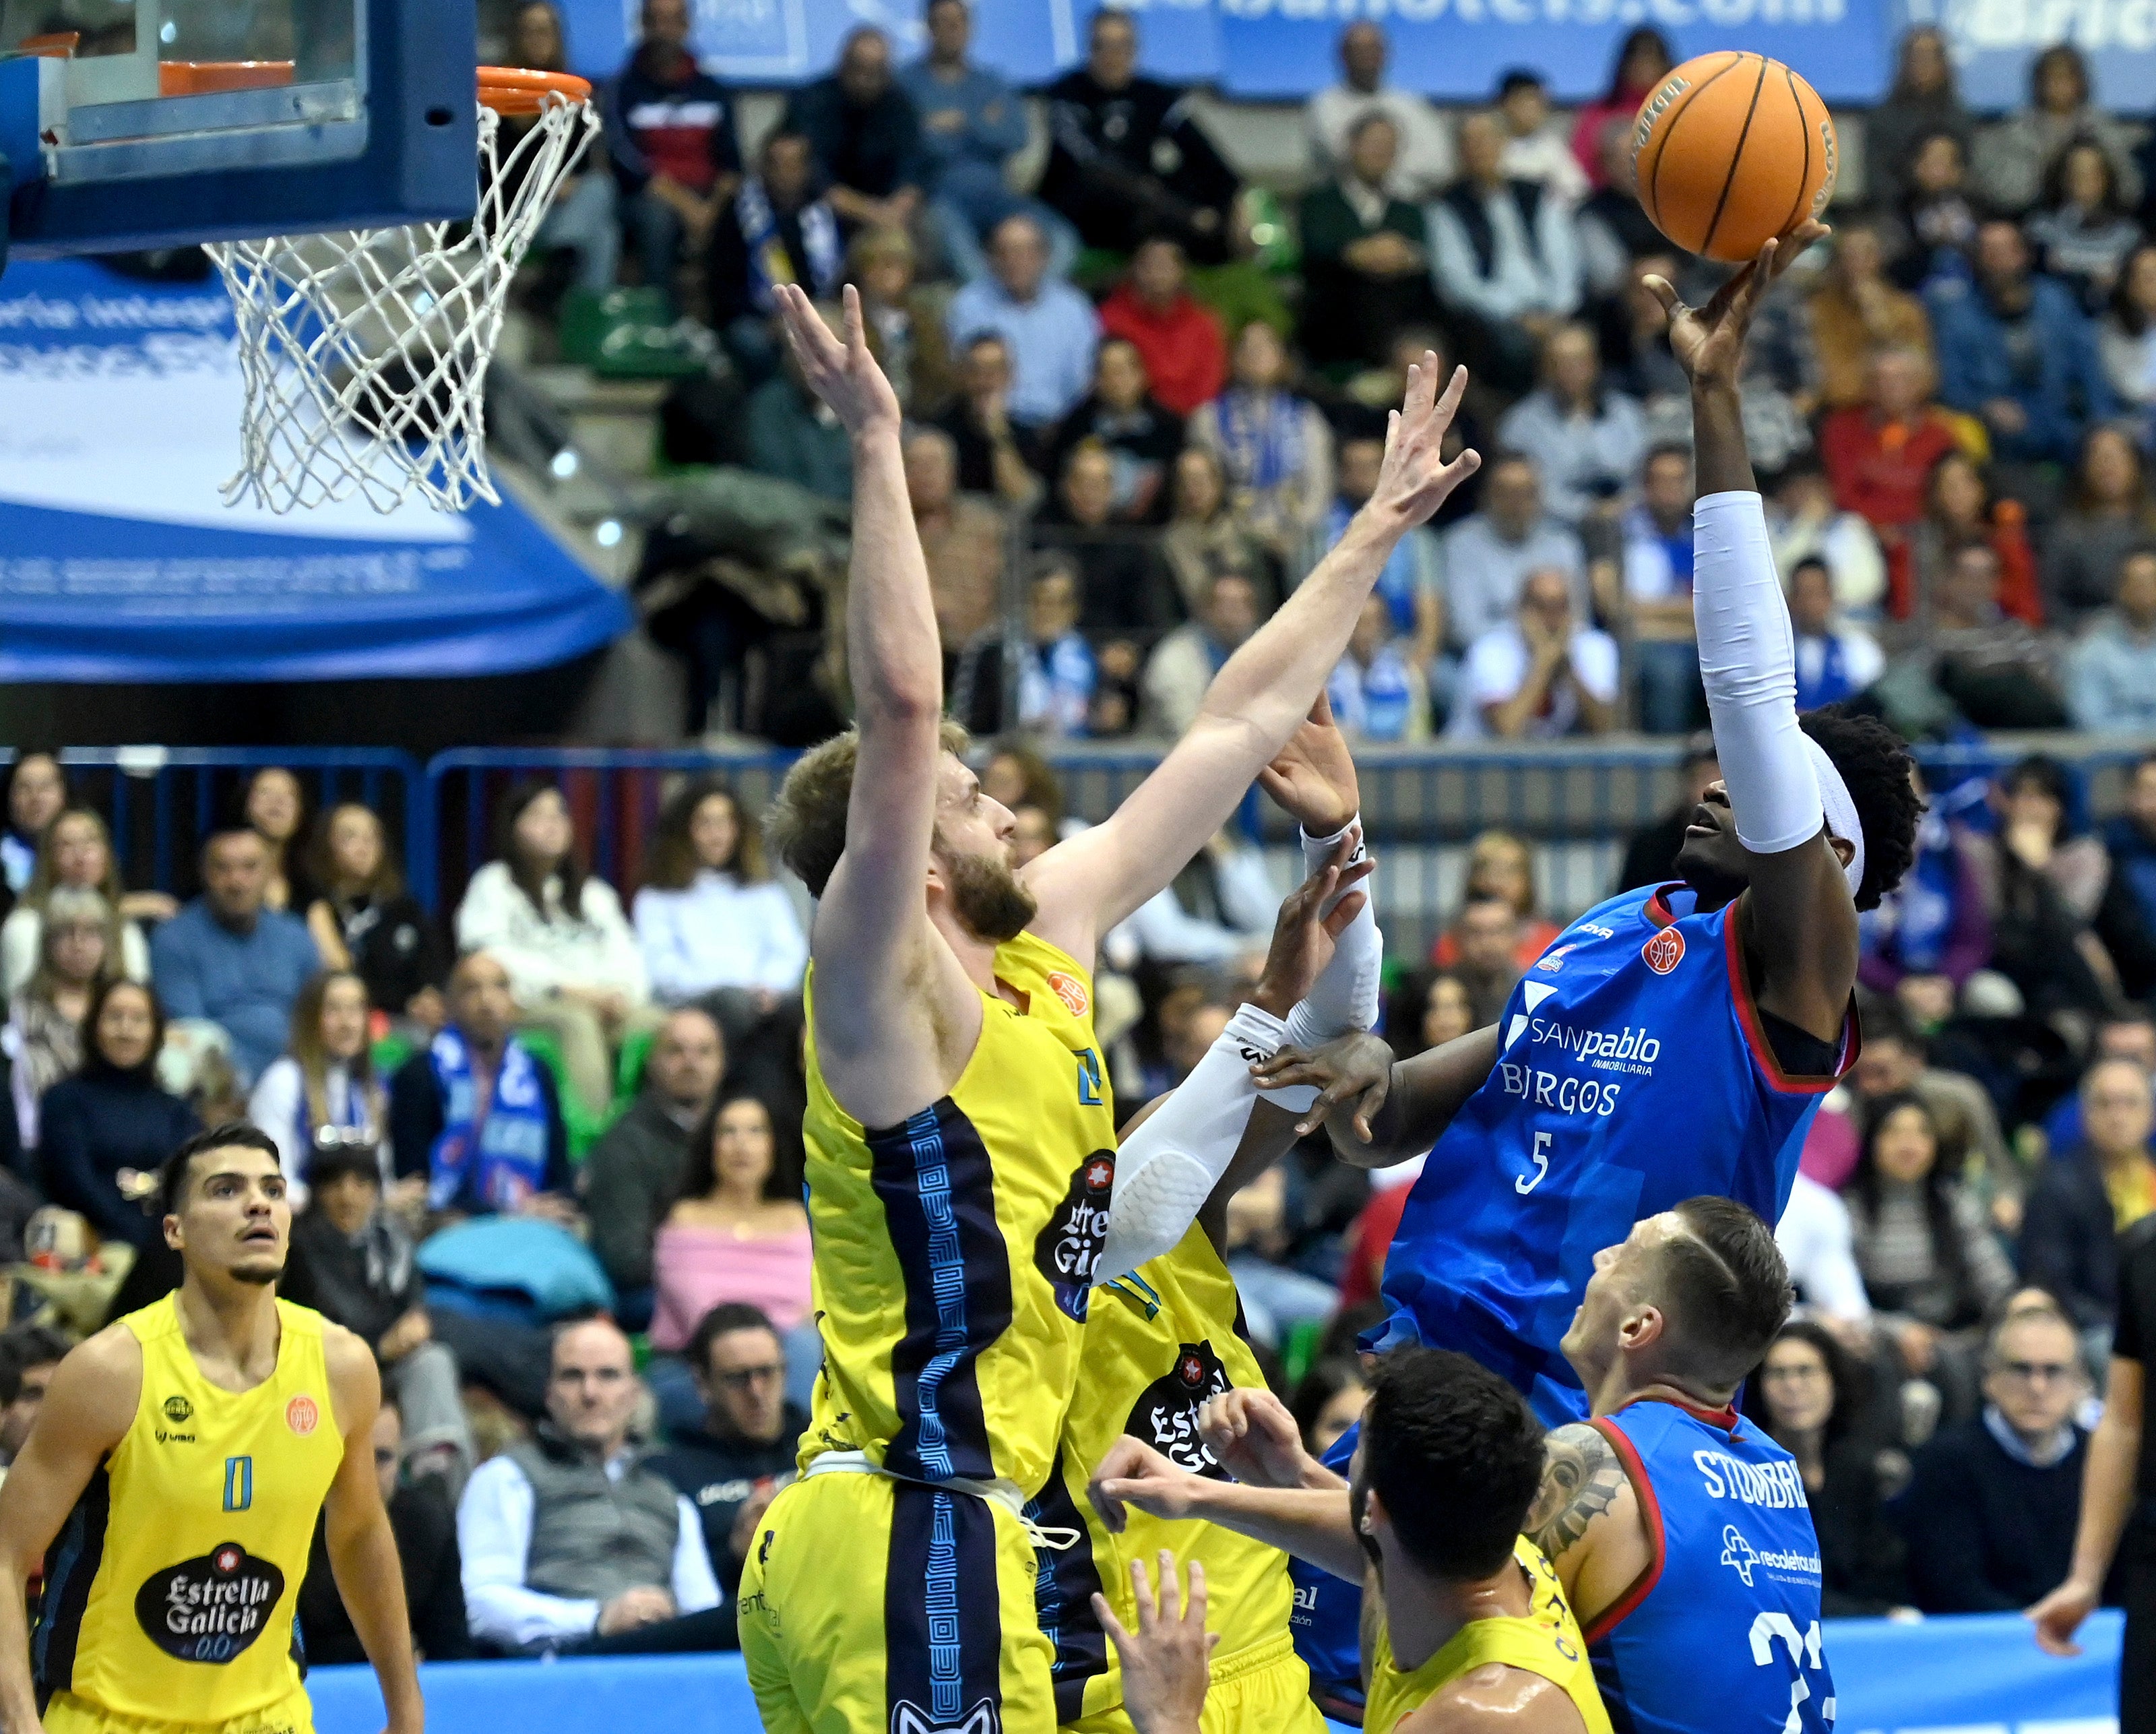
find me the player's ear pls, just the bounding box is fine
[1620,1301,1667,1352]
[1827,835,1856,873]
[1360,1487,1387,1535]
[162,1213,183,1253]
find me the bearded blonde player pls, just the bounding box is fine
[736,282,1479,1734]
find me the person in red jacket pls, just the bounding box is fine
[1098,235,1228,418]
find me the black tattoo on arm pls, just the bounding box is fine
[1526,1423,1626,1563]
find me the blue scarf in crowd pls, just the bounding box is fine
[426,1027,552,1213]
[1213,388,1306,495]
[734,175,841,316]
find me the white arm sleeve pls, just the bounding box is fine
[1096,1003,1288,1284]
[1283,817,1383,1056]
[1692,490,1822,857]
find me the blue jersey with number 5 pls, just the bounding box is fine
[1376,886,1851,1421]
[1589,1398,1835,1732]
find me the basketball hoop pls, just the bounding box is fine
[203,66,598,514]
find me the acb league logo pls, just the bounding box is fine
[1641,928,1686,975]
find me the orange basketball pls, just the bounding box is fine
[1630,52,1837,264]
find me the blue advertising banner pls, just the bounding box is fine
[557,0,1890,100]
[0,259,630,683]
[1901,0,2155,112]
[307,1611,2122,1733]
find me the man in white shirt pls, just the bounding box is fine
[1304,20,1453,201]
[459,1318,728,1654]
[1495,69,1588,204]
[1434,450,1590,654]
[1428,110,1581,381]
[1775,1170,1873,1336]
[1457,567,1618,739]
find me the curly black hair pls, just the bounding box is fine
[1799,705,1924,912]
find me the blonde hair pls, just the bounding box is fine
[286,969,382,1137]
[767,720,972,897]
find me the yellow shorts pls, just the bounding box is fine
[739,1470,1058,1734]
[42,1689,313,1734]
[1058,1630,1329,1734]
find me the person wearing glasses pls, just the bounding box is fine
[650,1304,804,1601]
[1899,1299,2093,1613]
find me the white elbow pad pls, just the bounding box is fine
[1097,1003,1288,1284]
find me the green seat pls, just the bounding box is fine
[1280,1316,1326,1390]
[513,1024,614,1163]
[616,1024,657,1105]
[370,1030,416,1082]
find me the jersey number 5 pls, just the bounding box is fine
[1517,1131,1552,1196]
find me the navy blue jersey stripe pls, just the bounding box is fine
[34,1460,111,1692]
[885,1483,1005,1731]
[870,1098,1013,1483]
[1026,1448,1109,1721]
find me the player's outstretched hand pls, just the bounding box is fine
[772,282,901,439]
[1366,355,1480,531]
[2026,1576,2101,1656]
[1258,691,1360,838]
[1645,220,1829,391]
[1090,1437,1207,1532]
[1253,1030,1396,1142]
[1094,1555,1217,1734]
[1197,1388,1315,1490]
[1250,835,1372,1020]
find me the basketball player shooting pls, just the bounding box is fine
[0,1125,420,1734]
[1257,221,1924,1426]
[736,283,1478,1734]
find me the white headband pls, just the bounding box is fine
[1804,734,1866,899]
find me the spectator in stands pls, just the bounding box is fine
[779,27,923,240]
[1597,250,1686,407]
[1323,433,1441,682]
[1429,111,1581,390]
[946,214,1098,436]
[1886,130,1980,293]
[1,807,152,998]
[150,826,320,1087]
[1436,450,1589,657]
[707,129,840,388]
[1190,320,1335,571]
[744,301,853,504]
[651,1094,813,1397]
[1818,347,1970,606]
[1620,443,1703,734]
[458,1318,726,1654]
[1750,1322,1910,1617]
[1767,461,1888,619]
[1298,115,1436,373]
[2042,1014,2156,1156]
[242,767,310,916]
[1442,894,1528,1028]
[287,1139,473,1481]
[1097,235,1228,421]
[1917,541,2069,729]
[3,886,112,1153]
[899,0,1072,286]
[1305,20,1453,202]
[2023,1057,2156,1336]
[2072,549,2156,733]
[2098,760,2156,1002]
[1573,28,1672,187]
[604,0,740,311]
[1789,557,1884,712]
[1574,118,1663,299]
[1972,43,2141,220]
[1036,441,1180,640]
[40,979,197,1250]
[1044,338,1182,526]
[1291,1360,1370,1457]
[1327,596,1430,743]
[2027,141,2143,315]
[1860,791,1999,1023]
[1928,218,2114,467]
[1903,449,2041,629]
[1809,221,1933,411]
[1141,570,1259,739]
[1110,836,1275,976]
[248,969,384,1197]
[649,1304,807,1599]
[931,332,1047,506]
[1900,1304,2090,1611]
[632,778,805,1022]
[1013,557,1098,737]
[1843,1091,2016,1424]
[1984,745,2123,1021]
[2047,424,2156,627]
[1866,27,1971,214]
[1777,1169,1873,1333]
[1496,322,1646,528]
[582,1007,726,1323]
[1615,735,1717,894]
[297,1394,470,1663]
[1038,9,1239,263]
[304,803,445,1034]
[1458,564,1620,740]
[1494,69,1586,205]
[0,1327,67,1464]
[1161,445,1278,621]
[1847,1010,2022,1237]
[2101,243,2156,447]
[389,952,573,1220]
[1432,832,1561,972]
[455,780,654,1121]
[905,424,1005,654]
[0,751,65,898]
[513,1,617,300]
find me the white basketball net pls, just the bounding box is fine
[205,92,598,514]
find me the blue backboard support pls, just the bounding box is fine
[1,0,478,261]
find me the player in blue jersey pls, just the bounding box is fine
[1255,223,1924,1428]
[1092,1196,1835,1734]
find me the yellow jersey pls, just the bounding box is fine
[1364,1539,1613,1734]
[1038,1225,1312,1725]
[799,931,1118,1498]
[34,1295,345,1724]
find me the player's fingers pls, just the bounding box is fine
[1129,1557,1157,1628]
[1641,274,1682,316]
[1157,1551,1184,1623]
[1432,447,1482,494]
[1255,765,1292,807]
[1354,1079,1390,1142]
[1430,363,1468,429]
[1250,1043,1315,1080]
[1087,1481,1130,1531]
[1310,687,1335,727]
[1092,1593,1134,1650]
[1185,1559,1208,1630]
[1321,890,1368,941]
[841,282,868,356]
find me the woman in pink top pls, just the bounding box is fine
[1569,28,1673,188]
[652,1093,812,1357]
